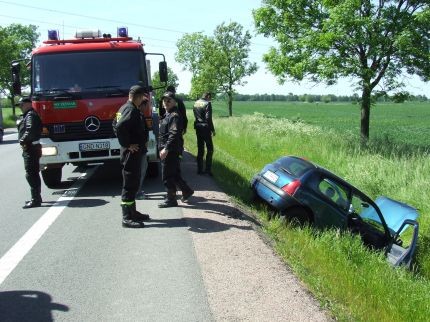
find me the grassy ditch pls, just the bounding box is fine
[184,103,430,321]
[1,107,18,128]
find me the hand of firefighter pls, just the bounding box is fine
[212,130,216,137]
[159,148,168,160]
[19,140,28,151]
[128,144,139,153]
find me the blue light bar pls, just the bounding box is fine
[117,27,128,37]
[48,29,59,41]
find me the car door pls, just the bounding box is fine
[347,192,391,250]
[307,174,351,228]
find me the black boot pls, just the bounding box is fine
[122,204,145,228]
[158,191,178,208]
[181,188,194,202]
[23,188,42,209]
[131,202,150,221]
[23,199,42,209]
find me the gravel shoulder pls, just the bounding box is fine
[179,152,331,322]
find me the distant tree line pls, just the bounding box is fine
[175,92,428,103]
[214,92,428,103]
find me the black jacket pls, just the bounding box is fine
[113,101,144,149]
[159,97,188,132]
[158,106,183,153]
[17,108,42,146]
[193,98,214,132]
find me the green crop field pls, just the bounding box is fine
[184,100,430,321]
[211,100,430,151]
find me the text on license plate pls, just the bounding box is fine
[79,142,110,152]
[263,170,279,183]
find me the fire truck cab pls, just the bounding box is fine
[11,28,167,188]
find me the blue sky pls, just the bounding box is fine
[1,0,429,96]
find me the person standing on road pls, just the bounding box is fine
[158,85,188,134]
[113,85,150,228]
[17,97,43,208]
[158,91,194,208]
[136,94,151,200]
[193,92,215,176]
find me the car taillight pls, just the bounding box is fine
[281,179,301,195]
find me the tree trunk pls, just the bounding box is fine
[228,92,233,117]
[9,95,16,117]
[360,85,371,143]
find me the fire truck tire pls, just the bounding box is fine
[146,162,159,178]
[41,167,62,188]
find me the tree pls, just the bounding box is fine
[151,67,179,104]
[176,22,257,116]
[254,1,430,141]
[0,24,39,113]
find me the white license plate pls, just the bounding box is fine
[263,170,279,183]
[79,141,110,152]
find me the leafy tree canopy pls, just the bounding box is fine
[0,24,39,106]
[176,22,257,116]
[151,67,179,104]
[254,0,429,140]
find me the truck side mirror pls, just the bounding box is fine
[11,62,22,95]
[159,61,168,83]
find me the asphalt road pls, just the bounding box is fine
[0,129,330,322]
[0,129,212,321]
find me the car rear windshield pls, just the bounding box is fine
[277,157,314,177]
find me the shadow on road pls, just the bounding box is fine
[147,217,253,233]
[0,290,69,322]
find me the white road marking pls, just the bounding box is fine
[0,166,98,285]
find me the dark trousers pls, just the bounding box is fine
[161,151,191,198]
[120,148,142,202]
[22,144,42,199]
[196,129,213,172]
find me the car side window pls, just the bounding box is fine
[317,178,349,211]
[350,194,386,234]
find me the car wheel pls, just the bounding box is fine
[283,207,311,227]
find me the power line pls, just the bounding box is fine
[0,0,188,34]
[0,13,180,46]
[0,0,274,49]
[0,14,80,30]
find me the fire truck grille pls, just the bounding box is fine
[46,120,116,142]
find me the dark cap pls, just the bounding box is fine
[129,85,147,95]
[19,96,31,104]
[166,85,176,93]
[162,91,176,101]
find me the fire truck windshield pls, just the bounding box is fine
[32,50,147,98]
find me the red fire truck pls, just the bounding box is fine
[11,27,167,188]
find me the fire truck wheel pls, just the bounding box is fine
[41,167,62,188]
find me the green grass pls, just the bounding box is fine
[210,101,430,151]
[184,101,430,321]
[1,107,19,128]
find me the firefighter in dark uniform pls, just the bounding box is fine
[158,91,194,208]
[193,92,215,175]
[113,85,151,228]
[17,97,43,208]
[158,85,188,134]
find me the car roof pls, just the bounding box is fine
[285,156,360,191]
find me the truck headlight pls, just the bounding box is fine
[42,146,58,156]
